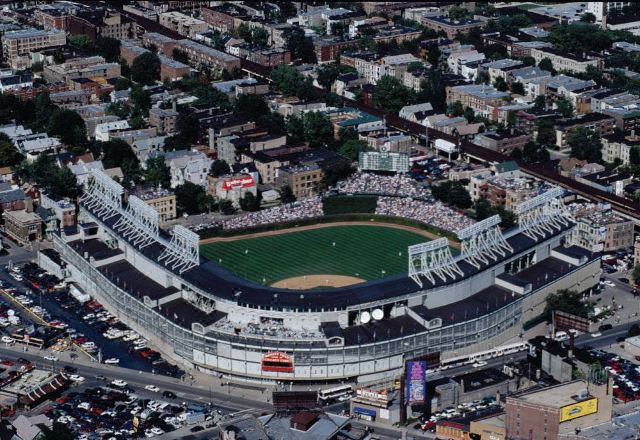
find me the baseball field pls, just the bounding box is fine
[200,224,432,288]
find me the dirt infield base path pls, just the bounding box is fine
[200,221,460,249]
[271,275,365,289]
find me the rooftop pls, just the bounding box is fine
[511,380,593,408]
[177,39,238,62]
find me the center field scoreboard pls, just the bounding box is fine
[359,151,410,173]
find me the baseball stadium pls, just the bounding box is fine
[44,169,601,384]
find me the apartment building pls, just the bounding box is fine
[159,11,208,38]
[142,32,177,56]
[134,187,177,225]
[173,39,240,72]
[530,47,601,74]
[1,28,66,69]
[475,131,532,156]
[600,133,640,165]
[474,174,541,211]
[275,164,324,199]
[348,53,420,85]
[43,56,120,83]
[554,113,615,149]
[446,84,511,119]
[120,41,190,82]
[421,16,484,39]
[149,108,179,135]
[568,202,634,252]
[201,4,251,33]
[66,10,134,42]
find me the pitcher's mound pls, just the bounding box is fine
[271,275,365,290]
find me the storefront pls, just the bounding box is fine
[352,407,377,422]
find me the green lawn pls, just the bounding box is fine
[200,225,429,285]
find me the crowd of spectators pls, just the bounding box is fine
[221,197,323,231]
[376,196,475,233]
[338,172,426,198]
[212,317,322,339]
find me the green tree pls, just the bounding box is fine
[447,100,464,117]
[175,112,200,145]
[42,423,74,440]
[372,75,415,113]
[16,155,78,199]
[47,109,87,147]
[522,141,550,163]
[285,27,317,63]
[106,101,131,119]
[511,81,525,95]
[448,5,469,20]
[143,156,170,188]
[536,119,555,147]
[280,185,296,203]
[99,139,139,170]
[210,159,231,177]
[322,157,353,188]
[218,199,235,215]
[555,98,574,118]
[339,139,369,161]
[114,77,132,91]
[193,85,230,109]
[303,112,334,148]
[493,77,508,92]
[520,55,536,67]
[463,107,475,123]
[172,48,189,64]
[533,95,546,111]
[417,69,446,112]
[632,264,640,284]
[271,64,303,96]
[95,37,121,62]
[580,12,596,23]
[175,181,212,215]
[544,289,594,320]
[130,85,151,116]
[239,191,261,211]
[630,146,640,165]
[0,133,24,167]
[286,114,305,144]
[427,45,441,67]
[475,70,490,85]
[568,127,602,162]
[53,47,65,64]
[432,181,471,209]
[131,52,161,85]
[538,57,554,73]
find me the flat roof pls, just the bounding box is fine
[513,381,593,408]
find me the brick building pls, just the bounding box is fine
[149,107,179,135]
[554,113,615,149]
[173,39,240,72]
[66,10,134,42]
[421,16,484,39]
[1,28,66,69]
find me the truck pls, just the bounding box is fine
[185,412,206,425]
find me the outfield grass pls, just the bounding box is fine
[200,225,429,285]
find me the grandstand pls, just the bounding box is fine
[49,170,601,383]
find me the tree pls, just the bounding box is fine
[426,45,441,67]
[114,77,132,91]
[432,181,472,209]
[544,289,594,320]
[447,100,464,117]
[536,118,555,146]
[372,75,415,114]
[47,109,86,147]
[322,157,353,187]
[131,52,160,85]
[448,5,469,20]
[511,81,525,95]
[522,141,550,163]
[339,139,369,161]
[280,185,296,203]
[106,101,130,119]
[0,133,24,167]
[172,48,189,64]
[95,37,121,62]
[295,77,317,102]
[475,70,490,85]
[130,85,151,116]
[271,64,303,96]
[567,127,603,162]
[42,423,74,440]
[210,159,231,177]
[406,61,424,72]
[53,47,65,64]
[630,146,640,165]
[100,139,139,171]
[16,155,78,199]
[533,95,546,111]
[580,12,596,23]
[463,107,475,123]
[555,98,574,118]
[493,77,508,92]
[417,69,446,112]
[538,57,554,73]
[239,191,261,211]
[143,156,170,188]
[520,55,536,67]
[175,112,200,145]
[632,264,640,284]
[285,27,317,63]
[193,85,230,109]
[175,181,213,215]
[303,112,334,148]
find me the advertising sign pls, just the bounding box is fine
[221,176,255,191]
[261,352,294,373]
[406,360,427,403]
[559,398,598,422]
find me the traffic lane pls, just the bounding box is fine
[0,345,271,414]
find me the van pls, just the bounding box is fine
[554,331,569,341]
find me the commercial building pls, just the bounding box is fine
[505,380,613,440]
[2,209,42,246]
[133,187,176,225]
[43,56,121,83]
[207,174,257,207]
[475,131,532,156]
[1,28,66,69]
[159,11,208,38]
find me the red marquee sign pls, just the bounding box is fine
[261,352,294,373]
[221,176,255,191]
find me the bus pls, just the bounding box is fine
[439,342,529,370]
[318,385,353,404]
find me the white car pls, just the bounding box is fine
[69,375,85,382]
[604,280,616,287]
[472,360,488,368]
[145,385,160,393]
[150,428,164,436]
[1,336,13,344]
[591,332,602,338]
[104,358,120,365]
[44,355,58,362]
[111,379,127,387]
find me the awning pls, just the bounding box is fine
[353,407,377,417]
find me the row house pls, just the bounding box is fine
[479,58,525,83]
[173,39,240,72]
[201,5,251,33]
[66,10,134,42]
[121,41,190,82]
[530,47,602,74]
[421,16,485,39]
[446,84,511,119]
[159,11,209,38]
[554,112,615,148]
[600,133,640,165]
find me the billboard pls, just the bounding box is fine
[359,151,410,173]
[261,352,294,373]
[220,175,255,191]
[559,398,598,422]
[405,360,427,403]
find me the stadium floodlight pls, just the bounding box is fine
[80,169,123,219]
[114,195,159,248]
[458,215,512,268]
[408,238,462,288]
[158,225,200,273]
[516,188,572,240]
[515,187,564,215]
